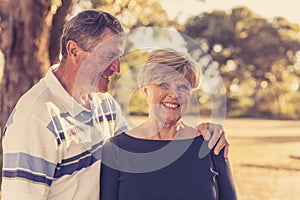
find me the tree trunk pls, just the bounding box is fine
[0,0,51,130]
[49,0,77,65]
[0,0,76,131]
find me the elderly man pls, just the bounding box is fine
[1,10,228,200]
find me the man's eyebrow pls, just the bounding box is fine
[116,46,124,56]
[119,49,124,56]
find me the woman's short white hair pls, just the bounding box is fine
[138,49,200,89]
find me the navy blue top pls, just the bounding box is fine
[100,133,237,200]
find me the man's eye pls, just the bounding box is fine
[102,53,115,59]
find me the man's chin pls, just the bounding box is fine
[97,79,110,93]
[97,86,109,93]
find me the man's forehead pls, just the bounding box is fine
[93,32,125,54]
[104,42,124,56]
[101,28,124,44]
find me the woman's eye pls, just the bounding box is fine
[159,83,169,88]
[178,85,190,91]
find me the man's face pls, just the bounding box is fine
[76,28,124,94]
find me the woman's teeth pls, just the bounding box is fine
[162,102,179,108]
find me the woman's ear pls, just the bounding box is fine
[141,86,148,98]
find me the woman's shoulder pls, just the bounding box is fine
[108,132,150,147]
[109,132,129,144]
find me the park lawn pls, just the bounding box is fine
[224,118,300,200]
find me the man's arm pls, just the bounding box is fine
[2,111,59,200]
[196,123,229,158]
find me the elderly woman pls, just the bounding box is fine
[100,49,237,200]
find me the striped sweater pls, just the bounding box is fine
[1,66,128,200]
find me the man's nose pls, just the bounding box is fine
[110,58,120,73]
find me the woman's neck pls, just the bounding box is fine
[129,117,198,140]
[149,122,179,140]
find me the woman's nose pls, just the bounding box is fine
[167,88,179,99]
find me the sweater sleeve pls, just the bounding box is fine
[1,110,61,200]
[211,148,238,200]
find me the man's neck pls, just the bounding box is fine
[53,63,74,95]
[53,63,91,109]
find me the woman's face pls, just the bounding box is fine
[143,74,192,124]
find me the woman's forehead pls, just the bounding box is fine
[149,73,190,85]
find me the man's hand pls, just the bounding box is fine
[196,123,229,158]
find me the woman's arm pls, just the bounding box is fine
[212,148,238,200]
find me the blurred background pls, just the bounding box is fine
[0,0,300,199]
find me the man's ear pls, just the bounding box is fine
[66,40,80,59]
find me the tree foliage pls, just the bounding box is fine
[185,7,300,119]
[91,0,170,29]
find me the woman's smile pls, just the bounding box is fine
[161,102,180,109]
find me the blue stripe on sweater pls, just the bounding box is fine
[3,152,56,177]
[54,141,103,178]
[3,169,53,186]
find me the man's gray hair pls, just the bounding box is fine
[60,10,124,58]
